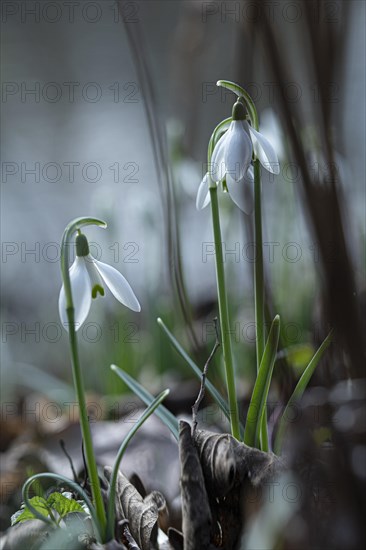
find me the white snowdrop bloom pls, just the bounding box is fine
[197,100,280,214]
[59,233,140,331]
[196,166,255,214]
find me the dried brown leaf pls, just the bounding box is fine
[179,421,212,550]
[104,466,163,550]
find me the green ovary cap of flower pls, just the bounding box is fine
[76,233,89,257]
[232,100,246,121]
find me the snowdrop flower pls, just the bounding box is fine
[59,233,140,330]
[196,100,280,214]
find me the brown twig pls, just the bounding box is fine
[191,318,220,437]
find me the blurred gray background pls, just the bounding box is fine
[1,0,365,399]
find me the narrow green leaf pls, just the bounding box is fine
[12,496,50,525]
[111,364,179,441]
[47,492,84,519]
[157,317,245,436]
[274,330,333,455]
[244,315,281,450]
[106,389,170,540]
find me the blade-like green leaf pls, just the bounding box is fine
[274,330,333,455]
[157,317,245,436]
[244,315,281,450]
[111,364,179,441]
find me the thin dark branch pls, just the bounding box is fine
[191,318,220,437]
[81,439,88,489]
[59,439,78,483]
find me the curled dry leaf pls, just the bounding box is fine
[143,490,169,533]
[230,436,284,486]
[104,466,165,550]
[193,431,237,498]
[178,421,213,550]
[179,421,285,549]
[193,428,285,490]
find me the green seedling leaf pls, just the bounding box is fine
[157,317,245,437]
[274,330,333,455]
[111,364,179,441]
[11,496,50,525]
[47,492,84,521]
[21,473,102,541]
[244,315,281,450]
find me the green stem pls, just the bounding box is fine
[66,308,106,534]
[215,81,268,448]
[60,217,107,540]
[254,160,268,451]
[254,160,265,365]
[254,160,268,450]
[209,186,240,440]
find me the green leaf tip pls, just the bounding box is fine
[110,364,177,440]
[273,329,333,455]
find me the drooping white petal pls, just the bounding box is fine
[94,260,141,312]
[249,126,280,174]
[224,121,253,182]
[226,166,254,214]
[211,129,229,181]
[58,257,92,331]
[196,173,211,210]
[84,254,105,298]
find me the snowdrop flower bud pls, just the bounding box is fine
[59,233,140,331]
